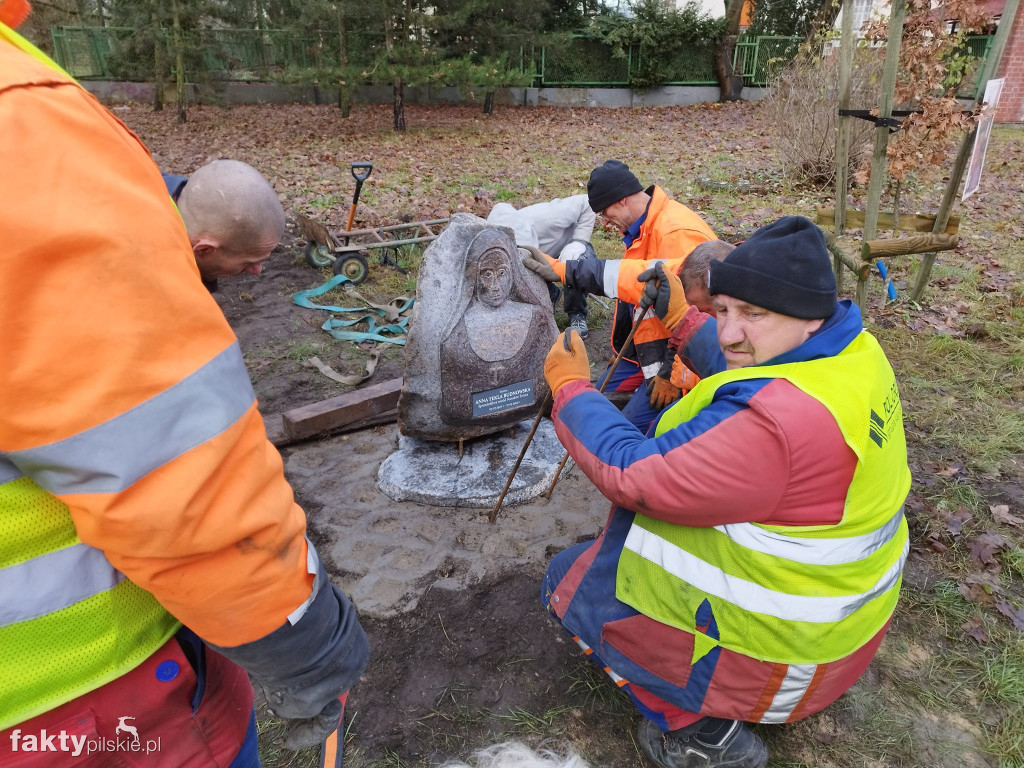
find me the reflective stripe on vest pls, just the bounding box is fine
[6,343,255,496]
[0,477,180,730]
[762,664,818,723]
[615,331,911,666]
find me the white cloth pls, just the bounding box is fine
[486,194,595,261]
[557,240,587,262]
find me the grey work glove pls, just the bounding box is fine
[520,245,565,283]
[637,261,688,330]
[211,563,370,750]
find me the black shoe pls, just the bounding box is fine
[637,717,768,768]
[568,313,589,340]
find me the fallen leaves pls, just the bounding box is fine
[961,616,989,644]
[944,506,972,536]
[995,600,1024,632]
[968,530,1011,570]
[957,572,1001,605]
[991,504,1024,528]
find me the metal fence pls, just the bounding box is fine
[537,34,798,86]
[51,26,994,94]
[50,26,387,81]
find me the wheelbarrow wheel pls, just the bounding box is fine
[303,241,335,269]
[332,252,369,285]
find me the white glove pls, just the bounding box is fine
[558,241,588,263]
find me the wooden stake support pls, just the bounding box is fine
[857,0,908,310]
[834,0,855,240]
[862,234,959,259]
[815,208,960,235]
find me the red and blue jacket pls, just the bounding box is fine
[548,301,887,721]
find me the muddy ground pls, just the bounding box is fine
[122,102,1024,768]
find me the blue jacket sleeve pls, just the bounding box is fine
[162,173,189,201]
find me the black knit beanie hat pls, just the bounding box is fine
[709,216,837,319]
[587,160,644,213]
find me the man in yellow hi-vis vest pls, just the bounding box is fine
[0,4,367,765]
[539,216,910,768]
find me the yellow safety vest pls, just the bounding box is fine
[616,331,910,665]
[0,26,180,731]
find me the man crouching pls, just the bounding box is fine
[539,216,910,768]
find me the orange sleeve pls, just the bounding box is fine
[613,256,689,306]
[0,48,311,646]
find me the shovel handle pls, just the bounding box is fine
[345,163,373,236]
[350,162,373,184]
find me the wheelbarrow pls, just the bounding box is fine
[297,161,449,285]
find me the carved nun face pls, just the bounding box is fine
[475,249,513,309]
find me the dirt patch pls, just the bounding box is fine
[344,567,644,767]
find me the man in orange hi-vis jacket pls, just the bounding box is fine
[523,160,717,434]
[0,5,368,766]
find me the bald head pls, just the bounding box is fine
[177,159,286,281]
[682,240,734,315]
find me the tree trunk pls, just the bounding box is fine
[96,0,107,26]
[482,90,494,114]
[714,0,746,102]
[802,0,843,49]
[338,3,351,117]
[151,0,164,111]
[393,76,406,131]
[254,0,267,81]
[171,0,186,123]
[714,36,744,101]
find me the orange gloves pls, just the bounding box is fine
[671,356,701,393]
[648,375,681,410]
[544,329,590,396]
[637,262,688,330]
[522,246,566,283]
[649,354,701,409]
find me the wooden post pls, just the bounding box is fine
[862,234,959,259]
[858,0,907,310]
[911,0,1020,302]
[835,0,854,239]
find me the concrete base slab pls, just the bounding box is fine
[378,418,564,508]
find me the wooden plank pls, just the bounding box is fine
[282,378,403,441]
[815,208,960,235]
[269,407,397,447]
[862,234,959,259]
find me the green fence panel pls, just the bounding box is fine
[541,36,629,85]
[658,40,717,85]
[49,26,993,94]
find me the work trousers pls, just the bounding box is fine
[541,541,703,732]
[0,628,259,767]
